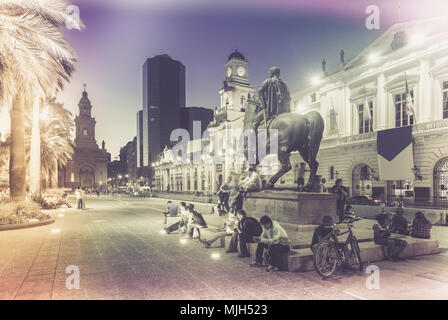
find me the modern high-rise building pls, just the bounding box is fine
[180,107,214,138]
[141,54,186,175]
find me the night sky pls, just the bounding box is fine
[58,0,448,158]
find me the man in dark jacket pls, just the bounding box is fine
[311,216,335,251]
[391,207,409,235]
[234,209,262,258]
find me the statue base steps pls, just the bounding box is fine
[242,190,338,225]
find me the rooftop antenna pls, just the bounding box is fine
[83,83,87,92]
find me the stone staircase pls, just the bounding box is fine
[197,215,440,272]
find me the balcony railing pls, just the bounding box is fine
[321,119,448,148]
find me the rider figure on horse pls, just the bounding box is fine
[252,66,291,133]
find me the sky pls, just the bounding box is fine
[58,0,448,158]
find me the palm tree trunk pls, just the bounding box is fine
[50,158,58,189]
[9,92,26,200]
[29,97,41,194]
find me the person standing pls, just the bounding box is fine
[297,162,307,191]
[75,187,82,209]
[330,179,349,223]
[80,188,86,209]
[217,175,232,213]
[229,175,243,213]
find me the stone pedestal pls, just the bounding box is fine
[242,190,338,225]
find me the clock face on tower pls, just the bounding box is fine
[237,66,246,77]
[226,67,232,78]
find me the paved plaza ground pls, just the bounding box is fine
[1,195,448,300]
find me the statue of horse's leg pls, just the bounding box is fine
[266,151,292,189]
[303,148,319,192]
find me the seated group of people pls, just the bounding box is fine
[311,206,433,263]
[163,199,291,272]
[163,201,207,238]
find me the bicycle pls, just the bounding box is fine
[313,216,363,278]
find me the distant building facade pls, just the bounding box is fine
[64,88,108,189]
[119,137,137,181]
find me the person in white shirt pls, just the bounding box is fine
[240,167,262,192]
[75,188,82,209]
[201,211,238,249]
[251,215,290,272]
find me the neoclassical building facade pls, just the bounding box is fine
[287,18,448,204]
[63,88,109,189]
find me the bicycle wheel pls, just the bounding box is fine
[313,240,338,278]
[349,237,363,271]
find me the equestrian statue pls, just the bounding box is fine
[244,66,324,191]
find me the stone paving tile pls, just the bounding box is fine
[1,196,447,300]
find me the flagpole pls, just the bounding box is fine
[404,72,418,185]
[404,72,418,126]
[329,96,341,145]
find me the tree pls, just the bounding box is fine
[25,98,74,189]
[0,0,83,199]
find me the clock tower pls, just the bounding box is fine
[74,86,98,150]
[219,49,254,111]
[64,85,109,189]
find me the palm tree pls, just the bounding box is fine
[0,0,83,199]
[25,97,74,189]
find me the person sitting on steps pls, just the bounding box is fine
[163,200,178,225]
[373,213,407,262]
[411,211,432,239]
[311,216,335,252]
[251,215,290,272]
[200,211,238,249]
[240,167,262,193]
[187,204,208,240]
[390,207,410,235]
[229,209,263,257]
[164,202,187,235]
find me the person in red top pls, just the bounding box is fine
[411,212,432,239]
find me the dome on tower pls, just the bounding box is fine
[79,85,91,106]
[227,49,246,61]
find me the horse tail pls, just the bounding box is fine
[305,111,324,157]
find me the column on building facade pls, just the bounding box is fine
[419,58,432,123]
[376,73,387,130]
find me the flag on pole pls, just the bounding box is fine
[404,73,415,118]
[377,126,415,180]
[362,87,372,122]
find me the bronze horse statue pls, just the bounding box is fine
[243,101,324,191]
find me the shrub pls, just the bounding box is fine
[0,200,50,225]
[31,189,68,209]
